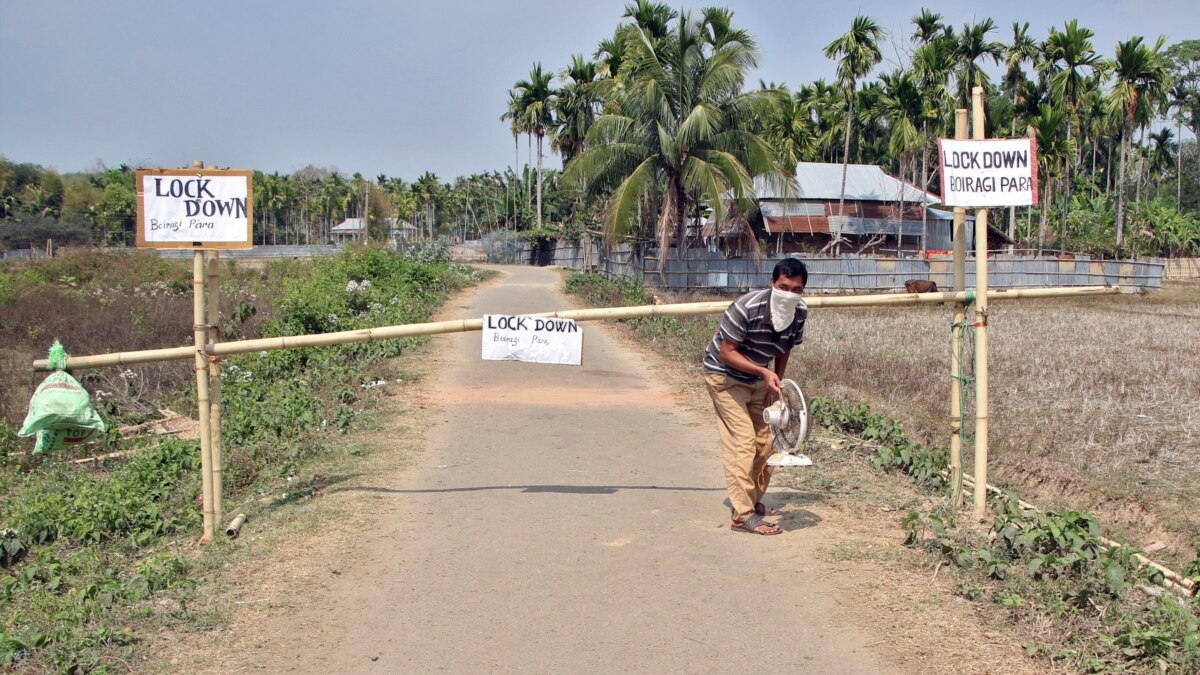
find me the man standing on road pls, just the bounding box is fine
[702,258,808,536]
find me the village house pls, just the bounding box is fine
[705,162,1008,256]
[331,217,416,247]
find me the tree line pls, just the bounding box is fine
[0,158,565,251]
[2,4,1198,259]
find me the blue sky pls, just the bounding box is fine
[1,0,1195,181]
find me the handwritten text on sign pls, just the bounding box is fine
[137,170,253,248]
[938,138,1039,207]
[481,314,583,366]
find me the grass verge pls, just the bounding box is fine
[0,245,490,672]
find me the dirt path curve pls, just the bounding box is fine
[252,265,906,673]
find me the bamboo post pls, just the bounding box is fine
[971,86,991,520]
[206,250,224,526]
[193,252,215,544]
[950,108,968,508]
[34,286,1120,372]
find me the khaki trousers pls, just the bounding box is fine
[704,372,773,523]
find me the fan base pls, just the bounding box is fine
[767,452,813,467]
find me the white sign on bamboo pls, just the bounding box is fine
[481,314,583,366]
[136,169,254,249]
[938,138,1039,207]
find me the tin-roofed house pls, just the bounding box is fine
[738,162,1008,255]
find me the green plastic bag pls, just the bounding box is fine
[18,341,106,455]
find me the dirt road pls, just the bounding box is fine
[239,265,905,672]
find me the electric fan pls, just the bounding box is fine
[763,379,813,467]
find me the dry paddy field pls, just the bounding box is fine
[799,281,1200,567]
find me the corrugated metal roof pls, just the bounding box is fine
[331,218,365,232]
[927,208,974,221]
[758,162,938,204]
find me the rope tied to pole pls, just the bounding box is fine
[951,311,977,453]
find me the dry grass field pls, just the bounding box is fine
[799,281,1200,567]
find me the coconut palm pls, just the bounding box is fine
[1109,36,1172,246]
[563,8,787,265]
[824,15,886,238]
[512,64,557,229]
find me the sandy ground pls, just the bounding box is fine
[158,265,1046,674]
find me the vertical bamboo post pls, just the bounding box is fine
[206,250,224,527]
[971,86,991,520]
[949,108,968,508]
[193,252,215,544]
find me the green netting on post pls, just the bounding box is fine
[949,294,977,504]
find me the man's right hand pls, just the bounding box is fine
[761,368,782,394]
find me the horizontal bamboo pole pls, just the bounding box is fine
[32,345,196,372]
[35,286,1119,370]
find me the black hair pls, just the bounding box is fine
[771,258,808,285]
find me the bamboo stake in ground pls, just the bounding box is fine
[972,86,991,520]
[206,251,224,527]
[193,252,215,544]
[950,108,968,509]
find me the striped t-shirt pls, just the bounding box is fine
[702,288,807,384]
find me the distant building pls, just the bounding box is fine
[389,219,417,248]
[331,217,366,243]
[705,162,1008,255]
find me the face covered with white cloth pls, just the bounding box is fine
[769,287,805,332]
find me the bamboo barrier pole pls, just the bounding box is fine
[955,472,1196,596]
[31,345,195,371]
[193,252,216,544]
[34,286,1120,371]
[950,108,969,509]
[206,251,225,527]
[972,86,991,520]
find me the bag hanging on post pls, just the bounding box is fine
[18,341,106,455]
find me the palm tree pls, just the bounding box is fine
[759,85,817,168]
[1001,22,1040,247]
[563,8,786,266]
[824,15,886,243]
[911,8,947,46]
[513,64,557,229]
[1004,22,1040,127]
[952,19,1004,107]
[500,90,526,229]
[1041,20,1104,235]
[554,55,601,165]
[1030,104,1073,252]
[796,79,843,162]
[1109,36,1172,247]
[1167,81,1193,208]
[911,31,955,248]
[873,69,925,246]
